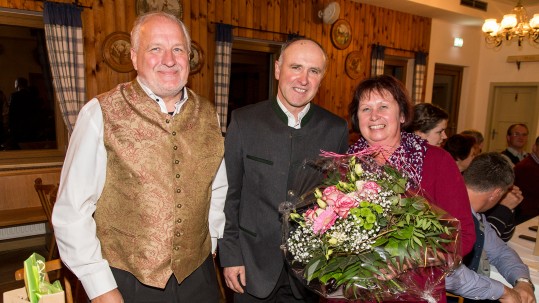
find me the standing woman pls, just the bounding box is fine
[347,75,475,303]
[407,103,449,146]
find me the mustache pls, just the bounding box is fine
[156,66,181,72]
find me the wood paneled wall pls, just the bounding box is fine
[1,0,430,121]
[0,0,429,217]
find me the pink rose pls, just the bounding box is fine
[304,206,320,224]
[323,186,358,218]
[312,207,338,235]
[322,186,339,207]
[360,181,381,196]
[333,194,358,218]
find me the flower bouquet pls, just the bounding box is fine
[280,151,461,302]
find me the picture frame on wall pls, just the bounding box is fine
[135,0,183,20]
[331,19,352,50]
[345,51,362,79]
[189,41,204,75]
[102,32,134,73]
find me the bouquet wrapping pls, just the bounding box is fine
[280,151,461,302]
[23,253,64,303]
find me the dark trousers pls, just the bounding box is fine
[234,265,318,303]
[111,254,219,303]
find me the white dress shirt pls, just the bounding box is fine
[276,96,310,129]
[52,81,228,299]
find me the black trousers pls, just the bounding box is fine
[111,254,219,303]
[234,265,319,303]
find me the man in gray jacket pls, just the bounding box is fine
[218,38,349,302]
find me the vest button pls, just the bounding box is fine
[173,146,178,150]
[176,174,180,178]
[177,204,182,208]
[174,246,180,251]
[172,131,177,136]
[175,160,180,164]
[175,232,181,237]
[176,218,182,224]
[176,188,181,193]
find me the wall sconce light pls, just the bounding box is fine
[454,37,464,47]
[318,2,340,25]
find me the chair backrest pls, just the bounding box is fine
[34,178,59,228]
[14,258,74,303]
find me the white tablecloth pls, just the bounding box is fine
[490,216,539,298]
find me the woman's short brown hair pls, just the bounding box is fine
[348,75,413,134]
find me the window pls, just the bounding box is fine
[384,57,408,83]
[0,9,66,166]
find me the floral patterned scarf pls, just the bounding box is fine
[347,131,428,190]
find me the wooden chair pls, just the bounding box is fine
[34,178,59,261]
[447,292,464,303]
[14,258,74,303]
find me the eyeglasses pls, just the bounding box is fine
[510,133,528,137]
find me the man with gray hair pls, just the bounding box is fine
[446,153,535,303]
[53,12,227,302]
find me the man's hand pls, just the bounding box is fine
[514,281,536,303]
[500,285,522,303]
[223,266,246,293]
[91,288,123,303]
[499,186,523,210]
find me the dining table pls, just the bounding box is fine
[490,216,539,299]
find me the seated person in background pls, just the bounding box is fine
[484,186,522,242]
[461,129,484,155]
[443,134,522,241]
[514,136,539,225]
[406,103,449,146]
[502,124,529,165]
[443,134,476,172]
[446,152,535,303]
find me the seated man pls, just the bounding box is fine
[514,136,539,225]
[446,152,535,303]
[501,124,529,165]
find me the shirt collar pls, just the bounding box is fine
[506,146,528,160]
[276,96,310,129]
[136,77,188,116]
[471,207,479,218]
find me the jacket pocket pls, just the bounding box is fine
[239,224,257,237]
[246,154,273,165]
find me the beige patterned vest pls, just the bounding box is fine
[94,80,224,288]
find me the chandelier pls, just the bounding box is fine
[481,0,539,47]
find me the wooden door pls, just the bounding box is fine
[432,64,463,138]
[487,85,538,152]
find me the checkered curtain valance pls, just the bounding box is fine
[214,23,233,134]
[43,2,86,135]
[413,52,427,104]
[370,45,386,76]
